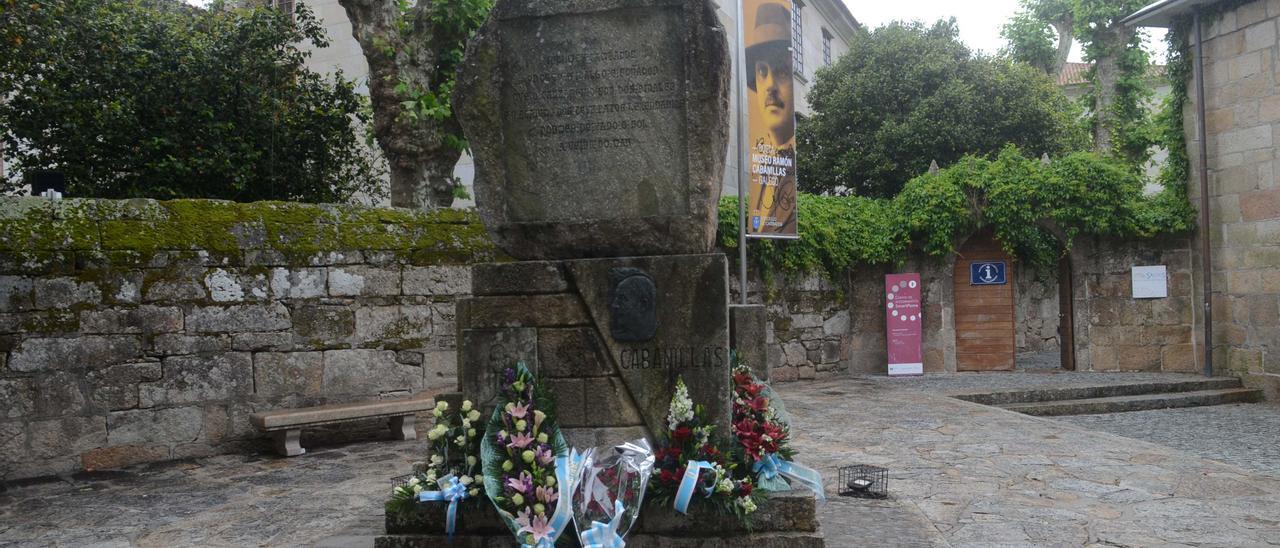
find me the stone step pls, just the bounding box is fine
[955,377,1244,406]
[381,489,822,547]
[999,388,1265,416]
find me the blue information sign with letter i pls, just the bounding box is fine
[970,261,1007,285]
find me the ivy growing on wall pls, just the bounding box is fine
[720,146,1195,283]
[1157,0,1254,207]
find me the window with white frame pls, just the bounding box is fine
[271,0,295,21]
[822,28,833,66]
[791,0,804,79]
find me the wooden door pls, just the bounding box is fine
[1058,254,1076,370]
[954,231,1015,371]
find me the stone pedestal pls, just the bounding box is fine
[376,490,824,547]
[457,254,731,447]
[730,304,769,381]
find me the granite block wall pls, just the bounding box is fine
[1069,236,1198,373]
[1190,0,1280,397]
[731,235,1197,379]
[0,196,1210,479]
[0,198,497,481]
[732,255,1056,378]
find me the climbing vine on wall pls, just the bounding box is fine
[1157,0,1254,216]
[720,146,1195,283]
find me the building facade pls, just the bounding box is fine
[1127,0,1280,396]
[268,0,858,204]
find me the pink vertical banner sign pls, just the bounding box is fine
[885,273,923,376]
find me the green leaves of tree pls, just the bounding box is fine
[722,146,1194,282]
[797,20,1087,198]
[0,0,381,203]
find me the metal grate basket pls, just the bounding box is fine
[838,465,888,498]
[390,473,414,489]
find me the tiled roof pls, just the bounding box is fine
[1056,62,1168,87]
[1056,62,1091,86]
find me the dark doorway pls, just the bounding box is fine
[1058,253,1076,370]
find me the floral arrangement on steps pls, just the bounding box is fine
[732,360,825,501]
[387,398,485,520]
[648,377,763,520]
[571,438,654,547]
[481,364,588,547]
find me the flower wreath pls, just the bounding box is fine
[388,398,485,517]
[732,359,825,501]
[649,376,763,520]
[481,364,587,547]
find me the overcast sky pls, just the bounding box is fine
[184,0,1167,63]
[847,0,1167,64]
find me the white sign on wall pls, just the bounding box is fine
[1132,265,1168,299]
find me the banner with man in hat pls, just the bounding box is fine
[743,0,798,238]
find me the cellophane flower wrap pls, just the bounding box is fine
[572,439,654,546]
[649,376,762,520]
[732,358,824,500]
[387,398,484,516]
[481,364,586,546]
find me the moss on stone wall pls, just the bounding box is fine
[0,198,502,267]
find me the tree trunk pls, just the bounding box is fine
[1090,26,1132,155]
[388,148,460,209]
[1049,18,1074,77]
[338,0,460,210]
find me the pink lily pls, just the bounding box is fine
[509,403,529,419]
[536,485,558,504]
[506,471,533,494]
[515,507,533,531]
[510,432,535,449]
[535,446,554,466]
[526,513,554,543]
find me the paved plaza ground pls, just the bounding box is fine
[3,372,1280,547]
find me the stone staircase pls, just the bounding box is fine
[954,377,1265,416]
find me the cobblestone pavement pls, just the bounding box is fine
[778,378,1280,547]
[0,440,406,547]
[1060,403,1280,476]
[3,374,1279,547]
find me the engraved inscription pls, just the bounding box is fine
[499,8,689,222]
[619,346,727,370]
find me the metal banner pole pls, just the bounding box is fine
[735,0,749,305]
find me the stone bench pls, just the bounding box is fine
[250,394,440,457]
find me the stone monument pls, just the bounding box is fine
[378,0,822,544]
[452,0,733,447]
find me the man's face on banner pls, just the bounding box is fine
[753,47,795,145]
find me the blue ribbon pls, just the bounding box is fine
[521,450,587,548]
[673,460,716,514]
[580,499,627,548]
[417,474,469,537]
[752,453,827,502]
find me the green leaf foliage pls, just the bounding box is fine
[1000,10,1061,73]
[722,146,1193,282]
[1152,1,1249,236]
[1002,0,1156,164]
[797,19,1088,198]
[0,0,381,202]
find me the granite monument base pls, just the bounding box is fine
[376,490,824,547]
[456,254,737,448]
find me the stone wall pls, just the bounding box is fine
[1191,0,1280,397]
[1015,263,1061,357]
[729,272,851,381]
[1069,236,1198,373]
[0,196,1211,479]
[0,198,498,481]
[731,234,1197,379]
